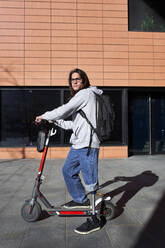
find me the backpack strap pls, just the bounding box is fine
[79,110,93,156]
[87,128,93,156]
[79,109,101,156]
[79,109,100,138]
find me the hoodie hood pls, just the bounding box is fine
[89,86,103,95]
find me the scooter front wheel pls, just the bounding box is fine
[21,200,42,222]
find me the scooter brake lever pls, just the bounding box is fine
[50,128,57,136]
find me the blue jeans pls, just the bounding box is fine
[62,147,99,203]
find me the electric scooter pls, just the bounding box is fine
[21,121,116,222]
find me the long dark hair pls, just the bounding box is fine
[68,68,91,98]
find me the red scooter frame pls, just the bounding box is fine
[21,121,115,222]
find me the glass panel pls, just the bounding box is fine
[0,88,124,147]
[29,89,61,146]
[0,90,27,147]
[101,89,123,144]
[63,89,73,144]
[129,0,165,32]
[152,96,165,153]
[129,94,149,154]
[0,89,62,147]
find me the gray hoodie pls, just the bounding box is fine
[42,86,103,149]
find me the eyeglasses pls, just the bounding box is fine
[71,77,82,82]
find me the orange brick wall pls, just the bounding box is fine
[0,0,127,86]
[0,0,165,158]
[1,0,165,87]
[0,146,128,159]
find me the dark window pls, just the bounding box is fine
[0,88,63,147]
[128,89,165,155]
[100,88,123,144]
[128,93,150,155]
[152,95,165,154]
[0,89,28,147]
[129,0,165,32]
[0,87,124,147]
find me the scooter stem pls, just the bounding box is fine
[91,191,96,215]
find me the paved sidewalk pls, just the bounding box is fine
[0,155,165,248]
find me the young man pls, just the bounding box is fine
[35,68,103,234]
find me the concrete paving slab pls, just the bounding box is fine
[0,155,165,248]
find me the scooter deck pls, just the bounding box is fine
[49,206,91,210]
[47,206,95,217]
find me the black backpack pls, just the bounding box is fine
[94,93,115,142]
[79,93,115,153]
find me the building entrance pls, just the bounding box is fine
[128,90,165,155]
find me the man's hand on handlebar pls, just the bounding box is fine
[35,115,43,124]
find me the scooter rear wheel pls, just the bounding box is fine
[100,200,115,220]
[21,200,42,222]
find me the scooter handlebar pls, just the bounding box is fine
[36,119,55,130]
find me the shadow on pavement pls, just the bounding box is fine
[99,171,159,218]
[131,190,165,248]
